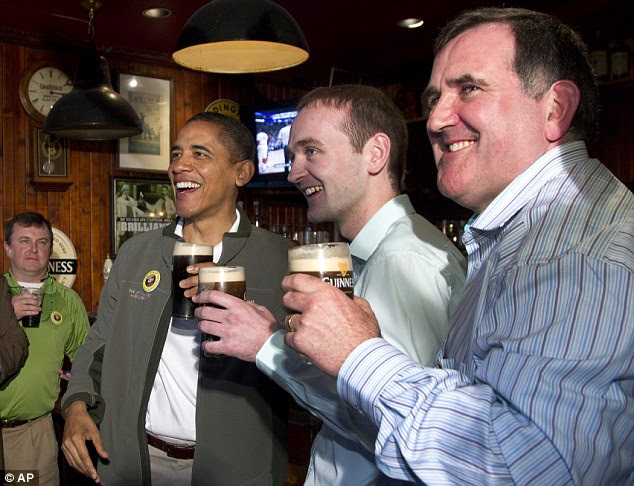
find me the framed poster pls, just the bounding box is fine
[112,177,176,255]
[118,74,172,172]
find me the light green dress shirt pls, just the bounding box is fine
[257,194,466,485]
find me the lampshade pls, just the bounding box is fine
[173,0,309,73]
[43,52,143,140]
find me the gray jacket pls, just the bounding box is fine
[63,208,293,485]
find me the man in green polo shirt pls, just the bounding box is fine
[1,211,89,485]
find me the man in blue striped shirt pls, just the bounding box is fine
[281,7,633,485]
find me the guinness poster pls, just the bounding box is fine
[112,177,175,255]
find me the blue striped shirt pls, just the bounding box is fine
[337,142,634,485]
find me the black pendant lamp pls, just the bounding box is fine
[43,1,142,140]
[173,0,309,74]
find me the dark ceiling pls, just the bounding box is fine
[0,0,632,87]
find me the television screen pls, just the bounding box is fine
[243,101,298,187]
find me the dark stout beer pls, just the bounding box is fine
[172,242,214,319]
[22,313,41,328]
[198,266,246,346]
[21,287,43,328]
[288,243,354,299]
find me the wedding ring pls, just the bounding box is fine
[285,313,299,332]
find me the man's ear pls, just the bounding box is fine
[235,160,255,187]
[3,241,11,259]
[545,79,580,143]
[366,133,391,176]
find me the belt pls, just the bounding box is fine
[1,413,47,428]
[147,433,195,460]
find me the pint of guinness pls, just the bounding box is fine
[288,242,354,299]
[198,266,246,352]
[172,241,214,319]
[20,286,44,328]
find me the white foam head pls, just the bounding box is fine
[288,243,352,273]
[173,241,214,256]
[199,266,245,283]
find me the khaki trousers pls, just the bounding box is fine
[1,413,59,486]
[148,437,194,486]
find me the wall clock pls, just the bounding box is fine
[19,62,73,124]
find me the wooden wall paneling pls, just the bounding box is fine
[3,45,19,246]
[1,44,12,274]
[15,117,27,210]
[76,143,94,309]
[157,64,180,141]
[193,69,210,115]
[81,144,106,311]
[216,74,233,104]
[181,68,199,122]
[202,72,218,114]
[15,50,28,213]
[1,46,11,212]
[179,69,193,130]
[172,69,186,131]
[90,147,109,310]
[202,72,218,113]
[98,145,114,309]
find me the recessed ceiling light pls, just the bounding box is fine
[397,18,424,29]
[142,7,172,19]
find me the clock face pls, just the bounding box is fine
[20,65,73,122]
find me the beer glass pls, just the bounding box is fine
[172,241,214,319]
[288,242,354,298]
[198,266,246,352]
[20,287,44,328]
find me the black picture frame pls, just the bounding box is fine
[31,128,72,191]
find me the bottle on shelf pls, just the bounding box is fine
[277,224,291,240]
[252,200,267,229]
[303,226,315,245]
[609,35,630,80]
[589,30,609,82]
[103,254,113,282]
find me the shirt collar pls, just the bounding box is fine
[174,209,241,238]
[349,194,415,261]
[471,141,589,232]
[5,271,53,292]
